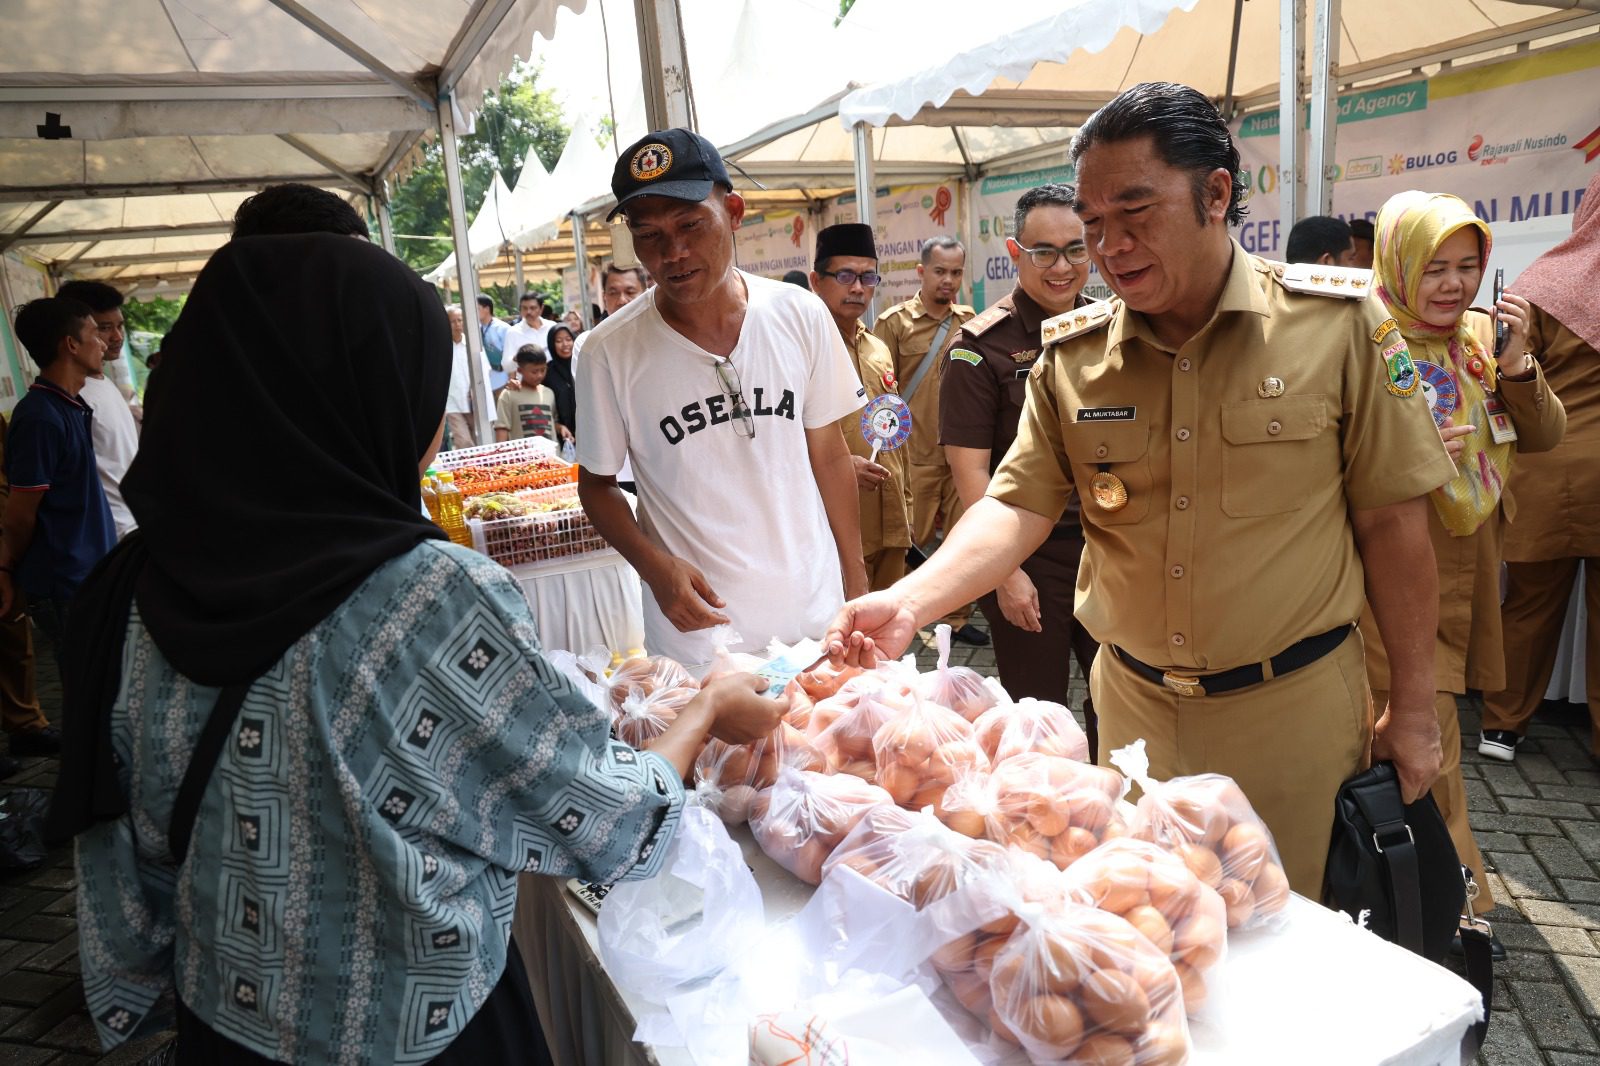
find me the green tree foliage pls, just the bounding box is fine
[389,61,571,279]
[121,295,184,337]
[836,0,857,24]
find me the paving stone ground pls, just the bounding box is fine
[3,618,1595,1063]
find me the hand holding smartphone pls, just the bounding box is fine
[1493,268,1507,355]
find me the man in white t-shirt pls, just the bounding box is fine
[577,128,868,666]
[55,281,138,537]
[444,305,494,447]
[500,292,550,376]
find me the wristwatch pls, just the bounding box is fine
[1502,352,1536,381]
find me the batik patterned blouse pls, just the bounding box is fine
[75,541,682,1064]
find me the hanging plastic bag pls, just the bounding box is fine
[749,766,893,884]
[701,625,766,680]
[598,803,765,1006]
[694,720,827,823]
[987,898,1191,1064]
[608,654,697,713]
[1061,837,1228,1016]
[917,623,1004,722]
[1111,740,1290,932]
[871,694,990,811]
[972,697,1089,764]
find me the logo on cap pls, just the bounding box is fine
[630,144,673,182]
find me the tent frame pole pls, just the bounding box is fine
[1279,0,1306,230]
[852,121,877,323]
[512,245,526,298]
[636,0,693,130]
[374,187,398,255]
[1307,0,1342,216]
[439,93,493,447]
[572,212,595,329]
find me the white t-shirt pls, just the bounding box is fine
[447,338,494,420]
[578,272,865,666]
[79,372,139,536]
[500,319,547,374]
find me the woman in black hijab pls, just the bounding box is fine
[544,324,577,437]
[55,233,778,1065]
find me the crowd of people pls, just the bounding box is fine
[2,78,1596,1063]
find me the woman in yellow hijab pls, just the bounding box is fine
[1362,190,1566,939]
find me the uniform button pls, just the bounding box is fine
[1175,495,1190,510]
[1267,420,1282,435]
[1095,444,1109,459]
[1176,427,1191,441]
[1171,633,1186,647]
[1170,565,1185,578]
[1178,358,1192,372]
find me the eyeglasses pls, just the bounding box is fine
[1016,242,1091,269]
[713,358,756,439]
[817,268,882,288]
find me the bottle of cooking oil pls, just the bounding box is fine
[433,471,474,548]
[420,472,442,523]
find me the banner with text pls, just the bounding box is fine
[824,182,962,310]
[733,207,815,282]
[1231,41,1600,257]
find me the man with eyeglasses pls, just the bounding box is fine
[938,183,1102,757]
[810,223,913,592]
[871,236,983,644]
[824,83,1455,898]
[576,128,868,668]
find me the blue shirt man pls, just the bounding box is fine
[476,296,510,391]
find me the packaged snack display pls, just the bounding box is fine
[1112,742,1289,931]
[1061,838,1229,1015]
[988,900,1190,1065]
[695,722,828,823]
[936,753,1126,871]
[917,624,1005,722]
[749,767,893,884]
[871,696,990,811]
[972,697,1090,764]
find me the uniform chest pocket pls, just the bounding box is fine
[1219,395,1332,517]
[1062,419,1152,525]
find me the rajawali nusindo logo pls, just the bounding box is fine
[1467,131,1570,166]
[630,143,673,182]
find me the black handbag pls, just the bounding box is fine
[1325,761,1492,1052]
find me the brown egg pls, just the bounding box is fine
[986,1005,1021,1045]
[1087,918,1145,973]
[1164,795,1227,847]
[911,856,964,908]
[982,910,1021,938]
[1094,855,1152,913]
[1173,913,1225,970]
[1124,905,1175,954]
[837,758,877,781]
[1010,823,1054,862]
[881,720,936,766]
[1068,790,1113,834]
[1130,952,1179,1003]
[1078,968,1152,1035]
[1052,827,1101,870]
[1134,1022,1189,1066]
[1016,994,1085,1055]
[878,762,919,806]
[1218,878,1256,929]
[790,838,831,884]
[1252,861,1290,916]
[1039,932,1090,994]
[715,744,753,786]
[1146,862,1200,922]
[1173,961,1207,1014]
[933,932,978,973]
[947,969,991,1014]
[972,933,1008,982]
[942,807,987,839]
[989,952,1025,1010]
[1220,821,1272,883]
[1027,791,1071,836]
[834,850,878,880]
[1076,1033,1137,1066]
[1174,842,1223,889]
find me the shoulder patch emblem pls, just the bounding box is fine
[1382,332,1420,397]
[948,348,983,366]
[1279,263,1373,300]
[1040,300,1114,346]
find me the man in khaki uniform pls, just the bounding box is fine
[813,224,914,590]
[873,238,986,642]
[824,82,1456,896]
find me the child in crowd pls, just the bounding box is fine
[495,346,560,443]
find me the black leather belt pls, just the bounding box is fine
[1112,624,1352,697]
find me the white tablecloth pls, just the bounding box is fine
[513,828,1483,1066]
[510,551,645,655]
[1545,569,1589,703]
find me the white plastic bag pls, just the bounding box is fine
[597,803,765,1005]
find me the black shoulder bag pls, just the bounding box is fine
[168,682,254,865]
[1325,761,1493,1055]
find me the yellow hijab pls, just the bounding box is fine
[1374,191,1509,537]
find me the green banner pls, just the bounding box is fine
[1239,80,1429,138]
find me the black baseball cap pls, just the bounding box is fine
[608,128,732,221]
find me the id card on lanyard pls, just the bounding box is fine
[1482,392,1518,445]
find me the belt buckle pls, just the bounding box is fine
[1162,672,1203,697]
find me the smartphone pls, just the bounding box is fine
[1493,269,1506,355]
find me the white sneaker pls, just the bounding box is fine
[1477,730,1518,762]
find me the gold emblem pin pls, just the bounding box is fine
[1309,273,1326,284]
[1075,314,1088,327]
[1330,275,1346,287]
[1257,376,1285,398]
[1089,471,1129,512]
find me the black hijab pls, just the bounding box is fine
[545,325,576,433]
[47,233,450,841]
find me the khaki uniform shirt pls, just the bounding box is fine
[838,321,913,553]
[989,242,1457,671]
[938,285,1081,529]
[872,291,975,466]
[1503,303,1600,562]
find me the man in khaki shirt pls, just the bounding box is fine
[825,82,1456,896]
[813,223,914,590]
[873,238,986,643]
